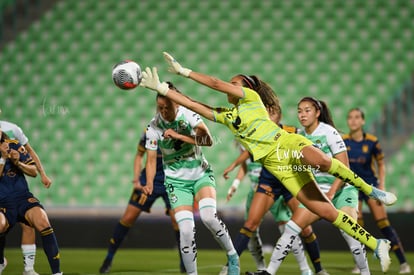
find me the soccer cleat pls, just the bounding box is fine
[301,269,314,275]
[227,253,240,275]
[351,265,361,274]
[99,258,112,274]
[23,270,40,275]
[0,258,7,275]
[374,239,391,272]
[315,270,330,275]
[368,187,397,206]
[400,262,412,274]
[219,265,228,275]
[244,271,270,275]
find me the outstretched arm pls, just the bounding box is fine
[163,52,244,98]
[140,67,216,121]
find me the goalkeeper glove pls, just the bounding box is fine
[140,67,169,95]
[163,52,192,77]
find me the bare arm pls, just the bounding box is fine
[377,157,386,190]
[142,149,157,196]
[188,71,244,98]
[226,161,247,202]
[163,121,213,146]
[132,148,145,190]
[10,149,37,177]
[163,89,216,121]
[24,143,52,187]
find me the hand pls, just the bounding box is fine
[163,129,179,140]
[132,179,143,190]
[41,174,52,188]
[163,52,192,77]
[9,149,20,166]
[222,164,235,180]
[142,183,153,196]
[226,186,237,202]
[140,67,170,96]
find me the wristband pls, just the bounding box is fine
[157,82,170,96]
[0,158,5,165]
[231,179,241,189]
[179,68,192,77]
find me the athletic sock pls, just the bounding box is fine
[340,229,370,274]
[21,244,36,271]
[235,227,253,256]
[198,198,236,255]
[175,210,197,275]
[328,159,373,195]
[302,231,322,272]
[105,221,131,261]
[248,230,266,270]
[267,220,302,275]
[332,210,377,251]
[281,224,310,272]
[40,227,60,274]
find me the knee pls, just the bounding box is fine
[243,219,260,232]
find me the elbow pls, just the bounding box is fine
[209,77,222,90]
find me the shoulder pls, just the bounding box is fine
[281,124,298,134]
[342,133,351,140]
[364,133,379,142]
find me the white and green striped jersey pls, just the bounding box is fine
[301,122,347,192]
[145,106,209,181]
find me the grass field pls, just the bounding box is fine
[2,248,413,275]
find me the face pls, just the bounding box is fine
[297,100,319,128]
[228,76,244,105]
[347,109,365,131]
[157,97,177,122]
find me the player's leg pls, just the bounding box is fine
[20,223,39,275]
[167,205,185,273]
[0,210,10,273]
[24,206,61,275]
[235,190,274,256]
[265,205,320,275]
[195,185,239,275]
[335,187,370,275]
[301,144,396,205]
[99,203,142,273]
[174,207,197,275]
[286,196,325,274]
[367,198,411,273]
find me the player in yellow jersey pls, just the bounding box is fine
[139,52,397,273]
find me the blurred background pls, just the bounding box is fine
[1,0,413,250]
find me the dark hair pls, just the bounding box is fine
[348,107,365,119]
[238,74,281,119]
[299,97,336,128]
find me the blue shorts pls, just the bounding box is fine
[129,180,171,214]
[257,167,293,203]
[0,200,17,232]
[14,192,43,226]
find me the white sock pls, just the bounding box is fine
[175,210,197,275]
[340,230,370,275]
[198,198,236,255]
[279,224,311,272]
[248,229,266,270]
[21,244,36,271]
[267,220,302,275]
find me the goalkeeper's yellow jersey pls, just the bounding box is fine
[213,87,281,161]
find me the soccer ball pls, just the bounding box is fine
[112,60,142,90]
